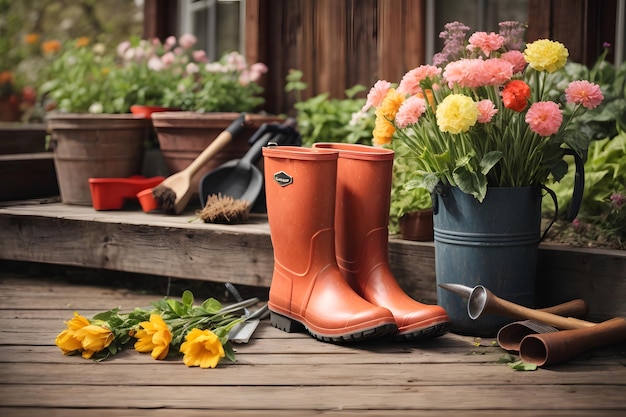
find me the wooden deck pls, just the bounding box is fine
[1,200,625,318]
[0,268,625,416]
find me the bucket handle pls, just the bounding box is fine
[540,185,558,242]
[540,148,585,241]
[563,148,585,222]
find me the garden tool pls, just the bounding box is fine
[438,283,589,317]
[198,118,300,210]
[149,113,248,214]
[262,145,397,343]
[312,143,450,341]
[438,283,591,351]
[225,283,270,344]
[462,284,595,330]
[518,317,626,366]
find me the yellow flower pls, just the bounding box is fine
[524,39,568,73]
[372,88,405,146]
[74,324,115,359]
[55,329,83,354]
[179,328,225,368]
[55,312,91,355]
[373,108,396,146]
[435,94,478,134]
[134,314,172,360]
[379,88,405,120]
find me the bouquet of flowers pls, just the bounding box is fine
[55,290,259,368]
[363,21,604,202]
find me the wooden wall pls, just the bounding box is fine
[246,0,426,116]
[144,0,619,116]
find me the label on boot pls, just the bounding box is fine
[273,171,293,187]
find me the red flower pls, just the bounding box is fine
[501,80,531,112]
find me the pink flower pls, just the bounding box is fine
[610,193,625,209]
[161,52,175,67]
[467,32,505,56]
[147,56,164,71]
[179,34,197,49]
[478,58,513,86]
[185,62,199,75]
[192,50,209,63]
[565,80,604,109]
[443,59,485,88]
[476,99,498,123]
[163,36,176,51]
[117,41,131,58]
[500,50,527,73]
[363,80,391,111]
[395,96,427,128]
[397,65,441,95]
[525,101,563,136]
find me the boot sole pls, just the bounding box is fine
[393,321,451,342]
[270,311,397,343]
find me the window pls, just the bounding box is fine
[179,0,245,60]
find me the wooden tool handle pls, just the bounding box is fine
[540,299,589,318]
[487,290,596,330]
[185,113,247,175]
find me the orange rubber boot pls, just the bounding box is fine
[313,143,450,340]
[262,146,397,343]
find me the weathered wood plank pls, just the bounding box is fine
[3,408,624,417]
[3,362,625,386]
[1,385,624,410]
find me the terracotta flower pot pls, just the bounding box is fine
[399,209,434,241]
[151,112,284,199]
[47,113,150,205]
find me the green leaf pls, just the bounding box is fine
[508,360,538,371]
[201,298,222,314]
[480,151,503,175]
[166,299,188,317]
[182,290,194,307]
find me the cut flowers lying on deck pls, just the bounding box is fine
[364,21,604,202]
[54,290,258,368]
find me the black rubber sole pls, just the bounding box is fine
[393,321,451,342]
[270,311,397,343]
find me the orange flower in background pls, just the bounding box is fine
[76,37,90,48]
[41,40,61,54]
[24,33,40,45]
[0,70,14,85]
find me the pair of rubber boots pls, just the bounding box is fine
[262,143,450,343]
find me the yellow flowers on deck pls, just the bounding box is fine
[54,290,258,368]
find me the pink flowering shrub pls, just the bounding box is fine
[362,21,604,202]
[113,34,267,112]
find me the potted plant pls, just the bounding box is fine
[389,140,434,241]
[365,21,605,335]
[39,37,150,206]
[149,42,281,198]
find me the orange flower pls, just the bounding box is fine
[76,37,90,48]
[41,40,62,55]
[0,71,14,85]
[24,33,40,45]
[501,80,531,112]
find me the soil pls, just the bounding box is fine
[542,219,625,251]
